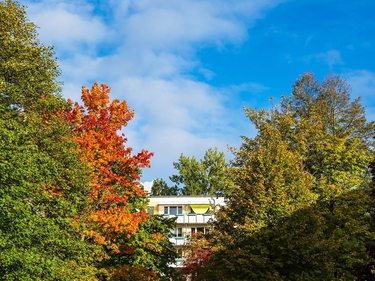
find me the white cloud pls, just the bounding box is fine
[317,50,343,68]
[345,70,375,98]
[142,181,153,192]
[344,70,375,121]
[21,0,285,182]
[121,6,245,51]
[304,50,343,69]
[114,76,244,181]
[26,2,108,53]
[198,68,216,80]
[230,82,270,94]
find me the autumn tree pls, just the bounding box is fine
[170,148,232,196]
[207,73,375,280]
[181,232,213,281]
[67,83,179,280]
[0,1,101,279]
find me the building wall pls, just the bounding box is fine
[148,196,225,267]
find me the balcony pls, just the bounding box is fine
[171,236,187,246]
[164,213,214,224]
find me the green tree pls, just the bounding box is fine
[353,154,375,280]
[210,190,374,281]
[150,178,179,196]
[0,1,101,279]
[207,73,375,280]
[280,73,374,200]
[170,148,231,196]
[0,0,61,112]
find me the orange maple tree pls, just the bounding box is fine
[66,82,153,255]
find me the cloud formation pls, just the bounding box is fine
[345,70,375,121]
[23,0,283,182]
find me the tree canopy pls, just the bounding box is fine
[66,82,179,280]
[150,178,179,196]
[0,1,101,279]
[3,1,375,279]
[151,148,231,196]
[207,73,375,280]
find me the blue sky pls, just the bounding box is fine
[22,0,375,190]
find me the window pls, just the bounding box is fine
[146,207,154,215]
[172,227,183,237]
[164,206,182,215]
[191,227,205,235]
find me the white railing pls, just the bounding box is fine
[171,237,187,246]
[165,213,214,224]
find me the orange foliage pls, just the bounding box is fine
[66,82,153,251]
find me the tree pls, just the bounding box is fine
[0,0,61,112]
[103,215,182,281]
[353,147,375,280]
[0,1,101,279]
[67,82,179,280]
[67,82,152,249]
[170,148,232,196]
[279,73,374,200]
[181,232,213,281]
[207,73,375,280]
[150,178,179,196]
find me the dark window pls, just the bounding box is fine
[173,227,183,237]
[197,227,205,233]
[164,206,182,215]
[191,227,205,235]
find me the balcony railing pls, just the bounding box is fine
[171,236,186,246]
[164,213,214,224]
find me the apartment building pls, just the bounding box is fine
[147,196,225,267]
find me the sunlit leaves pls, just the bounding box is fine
[66,82,179,280]
[67,82,153,252]
[207,73,375,280]
[0,1,101,279]
[170,148,232,196]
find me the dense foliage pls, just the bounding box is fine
[150,178,179,196]
[2,1,375,280]
[151,148,232,196]
[207,73,375,280]
[66,83,179,280]
[0,1,101,279]
[1,2,179,280]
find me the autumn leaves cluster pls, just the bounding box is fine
[67,83,152,249]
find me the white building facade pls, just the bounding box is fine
[147,196,225,267]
